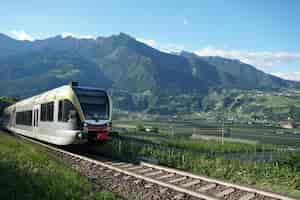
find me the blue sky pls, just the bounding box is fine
[1,0,300,80]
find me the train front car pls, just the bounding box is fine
[73,87,112,143]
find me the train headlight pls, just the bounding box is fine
[77,132,84,139]
[83,123,88,133]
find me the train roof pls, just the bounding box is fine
[5,84,107,111]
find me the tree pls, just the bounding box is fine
[289,106,300,122]
[151,125,159,133]
[136,123,145,132]
[251,113,259,121]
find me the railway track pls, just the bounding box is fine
[19,135,297,200]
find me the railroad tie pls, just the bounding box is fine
[156,173,174,180]
[119,163,134,168]
[238,193,256,200]
[127,166,144,170]
[110,162,126,166]
[215,188,235,197]
[173,193,185,199]
[144,171,163,177]
[122,176,131,180]
[159,188,168,194]
[144,183,153,188]
[168,176,187,184]
[181,180,201,188]
[198,183,217,192]
[113,173,121,177]
[105,169,112,173]
[138,168,153,174]
[134,179,142,184]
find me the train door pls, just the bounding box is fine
[33,105,39,138]
[11,107,16,128]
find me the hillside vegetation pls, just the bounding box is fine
[201,90,300,122]
[0,33,299,115]
[0,33,299,98]
[0,97,15,116]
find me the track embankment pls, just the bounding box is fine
[16,134,297,200]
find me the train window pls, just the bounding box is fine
[58,100,76,122]
[58,101,63,121]
[41,104,46,121]
[16,111,32,126]
[41,102,54,121]
[48,102,54,121]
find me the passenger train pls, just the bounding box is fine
[3,82,112,145]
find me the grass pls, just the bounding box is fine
[0,132,118,200]
[166,138,275,154]
[258,95,300,107]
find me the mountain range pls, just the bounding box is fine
[0,32,299,106]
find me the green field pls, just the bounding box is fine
[0,132,118,200]
[114,119,300,147]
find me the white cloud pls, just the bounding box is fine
[160,43,185,53]
[194,47,300,70]
[271,72,300,81]
[136,37,184,53]
[61,32,75,38]
[10,30,34,41]
[81,35,96,39]
[61,32,96,39]
[136,38,157,47]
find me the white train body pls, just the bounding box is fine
[3,83,112,145]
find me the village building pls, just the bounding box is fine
[279,120,295,129]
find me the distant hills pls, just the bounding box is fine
[0,32,299,112]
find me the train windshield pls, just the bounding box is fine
[73,88,109,121]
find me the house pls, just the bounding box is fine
[279,121,295,129]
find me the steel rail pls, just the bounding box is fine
[141,162,297,200]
